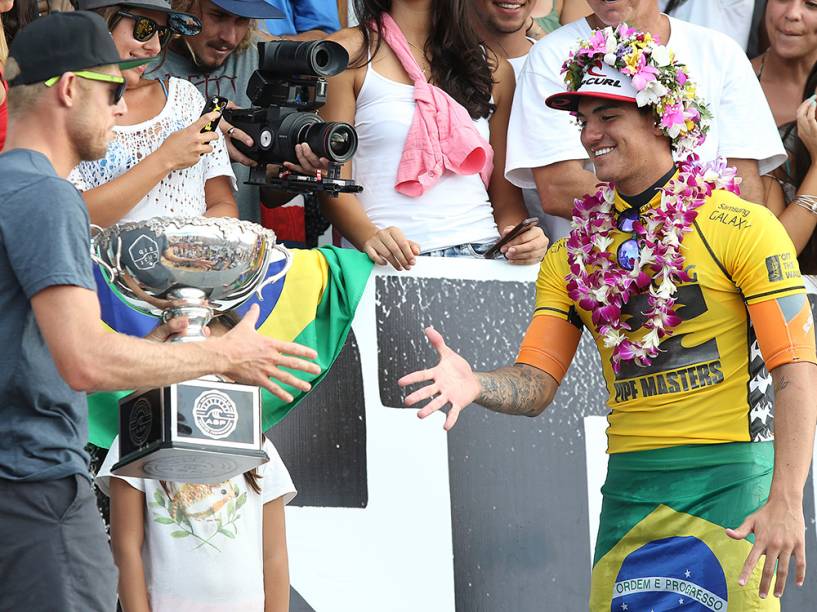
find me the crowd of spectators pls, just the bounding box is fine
[2,1,817,610]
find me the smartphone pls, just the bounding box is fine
[483,217,539,259]
[200,96,229,133]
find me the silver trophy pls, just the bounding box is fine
[91,216,291,483]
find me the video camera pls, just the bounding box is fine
[223,41,362,197]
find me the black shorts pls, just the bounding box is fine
[0,475,118,612]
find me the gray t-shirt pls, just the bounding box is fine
[153,45,262,223]
[0,149,97,482]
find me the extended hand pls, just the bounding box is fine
[500,224,549,265]
[362,226,421,271]
[398,326,480,430]
[220,304,321,401]
[726,496,807,598]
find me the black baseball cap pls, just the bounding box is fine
[8,11,154,87]
[210,0,284,19]
[77,0,203,36]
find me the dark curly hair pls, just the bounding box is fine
[350,0,495,120]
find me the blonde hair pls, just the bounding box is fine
[6,82,47,120]
[171,0,258,64]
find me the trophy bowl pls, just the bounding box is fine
[91,216,291,341]
[90,216,292,483]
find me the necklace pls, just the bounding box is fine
[565,154,740,374]
[405,39,431,78]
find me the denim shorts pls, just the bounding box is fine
[423,240,497,258]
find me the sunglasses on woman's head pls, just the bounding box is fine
[616,208,641,271]
[116,11,202,47]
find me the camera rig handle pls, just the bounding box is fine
[246,163,363,198]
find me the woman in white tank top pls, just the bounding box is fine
[319,0,547,270]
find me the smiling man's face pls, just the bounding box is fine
[577,97,669,192]
[475,0,535,34]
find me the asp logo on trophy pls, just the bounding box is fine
[193,390,239,439]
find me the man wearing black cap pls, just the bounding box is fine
[0,11,320,610]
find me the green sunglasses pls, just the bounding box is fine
[45,70,127,105]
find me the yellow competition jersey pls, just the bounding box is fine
[534,188,806,453]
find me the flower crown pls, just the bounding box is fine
[562,24,711,152]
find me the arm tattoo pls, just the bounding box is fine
[475,364,554,417]
[774,375,790,394]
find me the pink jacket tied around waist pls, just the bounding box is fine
[375,13,494,197]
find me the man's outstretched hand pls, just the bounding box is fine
[398,327,480,430]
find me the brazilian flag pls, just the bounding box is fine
[591,442,778,611]
[87,246,372,449]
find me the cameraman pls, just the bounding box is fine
[157,0,327,223]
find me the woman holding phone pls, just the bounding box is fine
[69,0,238,226]
[319,0,548,270]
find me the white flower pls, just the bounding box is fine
[603,329,626,349]
[638,245,656,267]
[656,273,677,298]
[592,285,609,302]
[635,80,668,107]
[666,121,684,139]
[604,52,618,66]
[593,235,614,252]
[651,45,671,67]
[642,328,662,350]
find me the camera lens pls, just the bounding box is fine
[303,122,358,163]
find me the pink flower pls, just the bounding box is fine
[631,64,658,91]
[676,69,687,85]
[587,30,608,55]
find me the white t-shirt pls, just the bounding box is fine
[69,77,236,223]
[350,65,499,252]
[97,437,296,612]
[660,0,755,51]
[505,16,786,190]
[508,43,573,243]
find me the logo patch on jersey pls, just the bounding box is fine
[765,253,798,282]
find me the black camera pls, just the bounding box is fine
[223,41,361,197]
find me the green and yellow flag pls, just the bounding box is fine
[88,246,373,448]
[591,442,778,611]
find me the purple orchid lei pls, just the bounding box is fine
[565,154,741,374]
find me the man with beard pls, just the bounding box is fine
[402,26,817,609]
[505,0,785,235]
[157,0,325,225]
[0,12,320,611]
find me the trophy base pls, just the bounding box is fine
[112,378,267,484]
[112,443,268,484]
